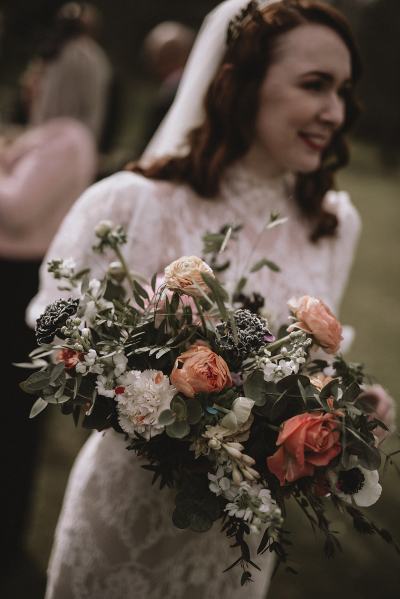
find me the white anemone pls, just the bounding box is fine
[327,457,382,507]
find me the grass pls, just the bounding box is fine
[19,142,400,597]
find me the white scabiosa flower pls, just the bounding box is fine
[327,457,382,507]
[116,370,176,440]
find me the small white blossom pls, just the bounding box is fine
[58,258,76,278]
[75,349,103,375]
[208,466,232,496]
[224,482,282,534]
[113,352,128,377]
[263,358,299,383]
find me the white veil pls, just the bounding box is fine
[143,0,278,161]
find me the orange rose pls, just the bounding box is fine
[170,342,232,398]
[267,412,341,485]
[55,348,82,369]
[288,295,342,354]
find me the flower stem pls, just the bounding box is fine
[193,296,208,337]
[266,330,304,353]
[114,246,135,295]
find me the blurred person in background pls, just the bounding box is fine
[27,2,113,147]
[140,21,195,150]
[0,116,96,585]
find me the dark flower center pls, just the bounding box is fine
[337,467,365,495]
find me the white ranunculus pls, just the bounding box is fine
[164,255,214,296]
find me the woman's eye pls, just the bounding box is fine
[301,80,326,92]
[339,85,352,99]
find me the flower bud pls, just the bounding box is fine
[208,438,221,450]
[108,261,126,282]
[95,220,114,238]
[226,442,244,451]
[241,454,256,466]
[244,466,260,479]
[73,343,83,351]
[241,468,256,481]
[223,444,243,460]
[232,465,243,485]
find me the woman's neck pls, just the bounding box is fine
[241,142,288,183]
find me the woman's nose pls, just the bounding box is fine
[319,93,345,129]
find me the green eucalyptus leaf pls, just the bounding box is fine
[172,507,191,529]
[150,272,158,292]
[133,279,149,300]
[29,397,48,418]
[189,511,213,533]
[171,395,188,420]
[250,258,280,273]
[20,370,52,393]
[234,276,247,295]
[155,347,171,360]
[158,409,176,426]
[166,420,190,439]
[342,382,362,404]
[276,374,310,393]
[186,399,203,424]
[243,371,268,406]
[50,362,65,384]
[319,378,340,401]
[13,359,48,369]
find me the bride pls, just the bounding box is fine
[28,1,362,597]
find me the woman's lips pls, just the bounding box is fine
[298,132,329,152]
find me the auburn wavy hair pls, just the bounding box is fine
[130,0,362,242]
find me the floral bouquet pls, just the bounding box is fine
[19,220,399,584]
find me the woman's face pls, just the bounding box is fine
[252,23,352,175]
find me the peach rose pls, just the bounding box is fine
[288,295,343,354]
[55,348,82,369]
[164,256,214,296]
[267,412,341,485]
[170,342,232,398]
[145,274,200,325]
[358,384,397,444]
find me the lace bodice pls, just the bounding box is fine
[28,165,360,329]
[28,166,361,599]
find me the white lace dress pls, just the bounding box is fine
[28,164,361,599]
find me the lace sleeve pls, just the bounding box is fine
[325,190,362,312]
[26,171,160,327]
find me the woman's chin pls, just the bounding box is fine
[295,157,322,174]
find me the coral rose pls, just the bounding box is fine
[288,295,343,354]
[267,412,341,485]
[170,342,232,398]
[164,256,214,296]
